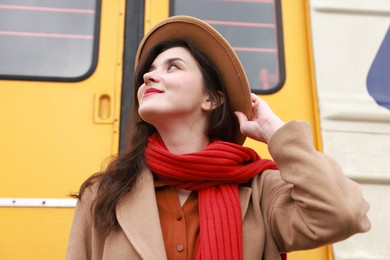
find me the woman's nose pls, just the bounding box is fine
[143,70,159,85]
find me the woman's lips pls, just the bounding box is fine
[144,87,163,97]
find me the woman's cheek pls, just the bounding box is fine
[137,85,145,103]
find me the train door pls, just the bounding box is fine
[0,0,126,259]
[144,0,330,259]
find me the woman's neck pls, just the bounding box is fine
[156,122,209,154]
[157,129,209,154]
[153,115,210,154]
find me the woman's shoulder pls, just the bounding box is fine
[75,176,102,214]
[249,169,289,195]
[79,183,99,203]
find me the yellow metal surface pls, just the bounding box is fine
[0,0,126,259]
[289,247,331,260]
[0,208,74,260]
[144,0,169,33]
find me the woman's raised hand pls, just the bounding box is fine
[235,93,285,143]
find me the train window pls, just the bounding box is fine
[0,0,100,81]
[170,0,285,94]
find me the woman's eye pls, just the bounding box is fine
[168,63,179,70]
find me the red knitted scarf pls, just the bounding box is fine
[145,132,281,260]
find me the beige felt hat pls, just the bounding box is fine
[135,16,251,144]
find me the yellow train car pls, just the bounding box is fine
[0,0,330,259]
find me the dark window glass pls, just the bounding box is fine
[171,0,285,94]
[0,0,100,81]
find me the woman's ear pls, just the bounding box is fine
[201,91,224,111]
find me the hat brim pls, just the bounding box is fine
[135,16,251,144]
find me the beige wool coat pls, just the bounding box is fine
[66,121,371,260]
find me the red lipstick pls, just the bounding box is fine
[144,87,163,97]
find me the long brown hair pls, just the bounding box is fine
[75,39,238,233]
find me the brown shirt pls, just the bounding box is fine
[155,178,199,259]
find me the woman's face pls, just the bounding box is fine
[137,47,211,126]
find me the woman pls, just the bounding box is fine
[66,16,370,260]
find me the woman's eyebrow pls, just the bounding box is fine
[149,57,186,71]
[164,57,186,64]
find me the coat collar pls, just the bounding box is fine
[116,169,167,260]
[115,169,253,259]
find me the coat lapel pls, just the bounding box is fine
[116,169,167,260]
[239,186,252,220]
